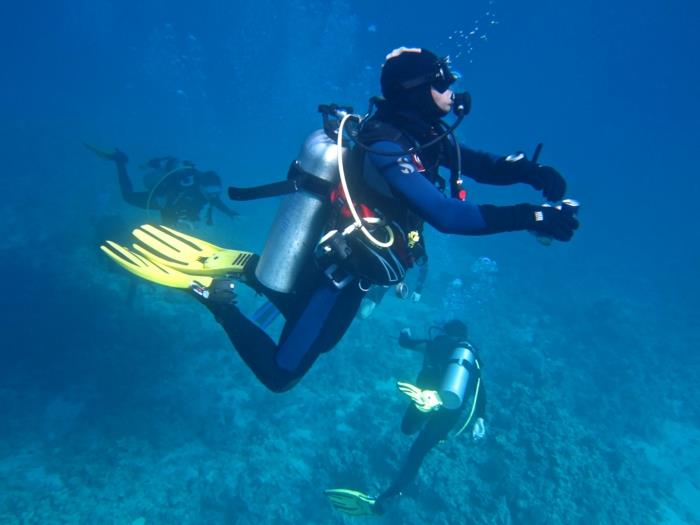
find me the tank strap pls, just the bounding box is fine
[227,161,335,201]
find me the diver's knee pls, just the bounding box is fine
[263,374,300,393]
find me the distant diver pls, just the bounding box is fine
[100,46,578,392]
[326,319,486,516]
[85,143,238,229]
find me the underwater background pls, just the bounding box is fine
[1,0,698,523]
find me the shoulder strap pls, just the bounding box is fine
[358,118,413,149]
[228,161,335,201]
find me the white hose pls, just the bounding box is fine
[146,166,195,218]
[336,113,394,249]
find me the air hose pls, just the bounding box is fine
[336,113,394,249]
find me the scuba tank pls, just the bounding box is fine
[439,341,477,410]
[255,129,350,293]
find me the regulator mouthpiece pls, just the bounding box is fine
[453,91,471,117]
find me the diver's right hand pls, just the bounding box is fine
[480,203,579,241]
[523,204,579,242]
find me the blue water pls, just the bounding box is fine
[1,1,698,523]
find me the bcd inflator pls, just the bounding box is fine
[439,342,478,410]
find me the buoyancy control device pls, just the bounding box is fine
[229,104,407,292]
[227,101,467,292]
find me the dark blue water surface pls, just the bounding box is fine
[1,1,698,523]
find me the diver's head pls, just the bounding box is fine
[141,156,181,189]
[199,170,222,197]
[178,169,196,187]
[428,318,469,342]
[166,157,181,172]
[442,319,468,339]
[380,47,459,120]
[177,160,197,187]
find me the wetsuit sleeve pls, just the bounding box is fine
[454,145,502,182]
[398,331,429,352]
[211,196,239,218]
[457,144,541,188]
[368,141,487,234]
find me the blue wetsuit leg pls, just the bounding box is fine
[215,280,364,392]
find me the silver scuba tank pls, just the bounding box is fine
[255,129,349,293]
[439,342,477,410]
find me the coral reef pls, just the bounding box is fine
[1,228,697,525]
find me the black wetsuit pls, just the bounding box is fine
[115,159,236,227]
[375,333,486,512]
[206,105,535,393]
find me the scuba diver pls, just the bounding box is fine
[326,319,486,516]
[85,144,238,229]
[99,46,578,393]
[357,256,429,319]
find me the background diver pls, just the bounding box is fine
[326,319,486,516]
[85,144,238,229]
[100,46,579,393]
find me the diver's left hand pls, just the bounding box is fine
[530,164,566,201]
[472,417,486,441]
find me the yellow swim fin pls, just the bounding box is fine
[130,224,254,277]
[324,488,377,516]
[100,240,213,289]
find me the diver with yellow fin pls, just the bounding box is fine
[326,320,486,516]
[102,194,369,393]
[102,46,578,393]
[85,143,238,229]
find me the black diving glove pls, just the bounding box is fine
[480,203,579,242]
[191,278,237,321]
[528,164,567,201]
[493,155,567,201]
